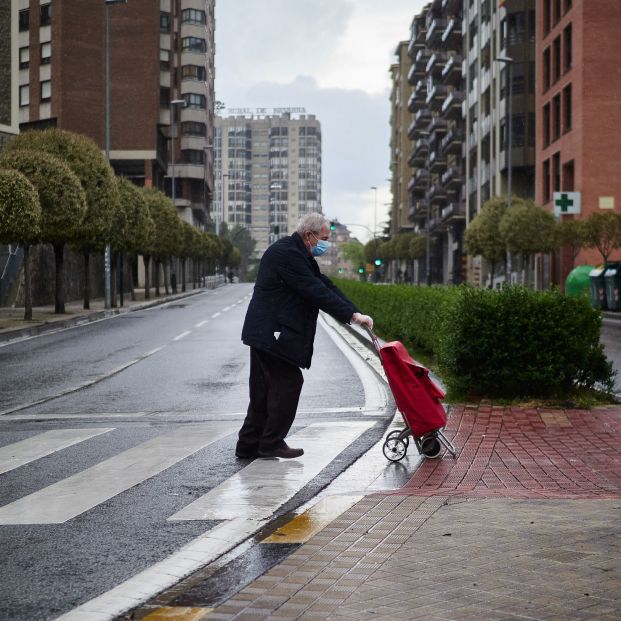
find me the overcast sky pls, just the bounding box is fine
[215,0,428,242]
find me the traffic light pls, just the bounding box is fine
[358,265,365,274]
[374,258,383,267]
[329,220,336,231]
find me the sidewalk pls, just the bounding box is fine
[186,404,620,621]
[0,279,224,344]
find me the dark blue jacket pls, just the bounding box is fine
[242,232,358,368]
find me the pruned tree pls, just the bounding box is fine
[0,150,86,313]
[465,196,508,286]
[0,169,41,320]
[6,129,119,310]
[499,200,557,284]
[555,218,590,264]
[584,211,621,265]
[114,177,154,304]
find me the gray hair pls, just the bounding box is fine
[296,212,327,235]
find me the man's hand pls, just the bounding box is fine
[352,312,373,330]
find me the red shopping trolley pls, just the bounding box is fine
[365,327,456,462]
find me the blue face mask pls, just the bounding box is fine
[311,233,330,257]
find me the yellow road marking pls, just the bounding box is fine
[262,495,362,544]
[141,607,213,620]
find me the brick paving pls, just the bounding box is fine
[203,405,621,620]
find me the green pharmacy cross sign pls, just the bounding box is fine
[553,191,581,216]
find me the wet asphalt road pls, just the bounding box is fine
[0,284,393,621]
[601,317,621,394]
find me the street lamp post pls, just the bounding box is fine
[220,172,229,236]
[104,0,127,309]
[495,56,514,281]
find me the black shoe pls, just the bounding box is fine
[257,445,304,459]
[235,450,256,459]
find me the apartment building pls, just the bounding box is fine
[406,0,466,284]
[536,0,621,286]
[0,2,19,148]
[14,0,215,227]
[389,41,414,236]
[215,111,322,260]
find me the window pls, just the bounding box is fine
[563,159,574,191]
[19,85,29,107]
[528,112,536,147]
[565,0,573,12]
[181,9,206,25]
[40,42,51,65]
[563,84,572,132]
[543,0,551,34]
[564,24,572,71]
[40,80,51,103]
[181,37,206,53]
[160,49,170,71]
[543,48,551,91]
[554,0,562,25]
[160,12,170,32]
[159,87,170,107]
[40,3,51,27]
[543,159,551,202]
[552,152,561,192]
[182,93,206,109]
[512,114,525,148]
[553,93,561,140]
[181,121,207,136]
[181,150,205,165]
[506,12,526,45]
[181,65,206,81]
[19,9,29,32]
[19,46,30,70]
[543,103,551,146]
[553,36,561,83]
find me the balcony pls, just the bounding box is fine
[426,83,448,110]
[414,79,427,103]
[426,52,447,77]
[414,107,432,127]
[428,183,447,204]
[441,89,464,118]
[426,18,447,46]
[441,54,463,86]
[407,63,417,86]
[408,200,427,223]
[441,201,466,223]
[407,19,427,59]
[407,91,418,113]
[409,138,428,166]
[441,166,464,191]
[429,116,448,143]
[440,128,464,155]
[407,175,416,192]
[442,0,461,11]
[412,168,429,196]
[429,150,447,172]
[441,17,461,48]
[414,48,431,73]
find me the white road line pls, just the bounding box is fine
[54,517,266,621]
[169,421,374,521]
[0,428,114,475]
[195,320,209,328]
[1,412,149,421]
[0,422,237,525]
[172,331,191,341]
[211,312,221,318]
[222,306,232,312]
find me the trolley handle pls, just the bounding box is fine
[361,324,382,356]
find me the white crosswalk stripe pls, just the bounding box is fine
[0,422,237,525]
[169,421,374,521]
[0,428,114,475]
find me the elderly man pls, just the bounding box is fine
[236,213,374,459]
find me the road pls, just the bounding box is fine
[602,315,621,395]
[0,284,394,621]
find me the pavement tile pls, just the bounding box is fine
[206,405,621,621]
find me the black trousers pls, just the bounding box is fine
[236,347,304,455]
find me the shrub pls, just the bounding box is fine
[437,285,614,398]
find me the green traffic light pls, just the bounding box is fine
[374,258,382,266]
[329,221,336,231]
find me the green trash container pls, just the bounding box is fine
[604,263,621,311]
[589,267,607,309]
[565,265,594,300]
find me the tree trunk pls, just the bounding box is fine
[53,242,66,314]
[83,248,91,310]
[143,254,151,300]
[181,257,186,292]
[23,243,33,321]
[164,260,170,295]
[129,255,136,301]
[153,259,161,298]
[111,252,118,308]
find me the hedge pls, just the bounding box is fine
[334,280,614,399]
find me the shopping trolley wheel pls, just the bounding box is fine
[383,437,407,462]
[386,430,409,448]
[420,433,442,458]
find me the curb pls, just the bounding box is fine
[0,285,222,346]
